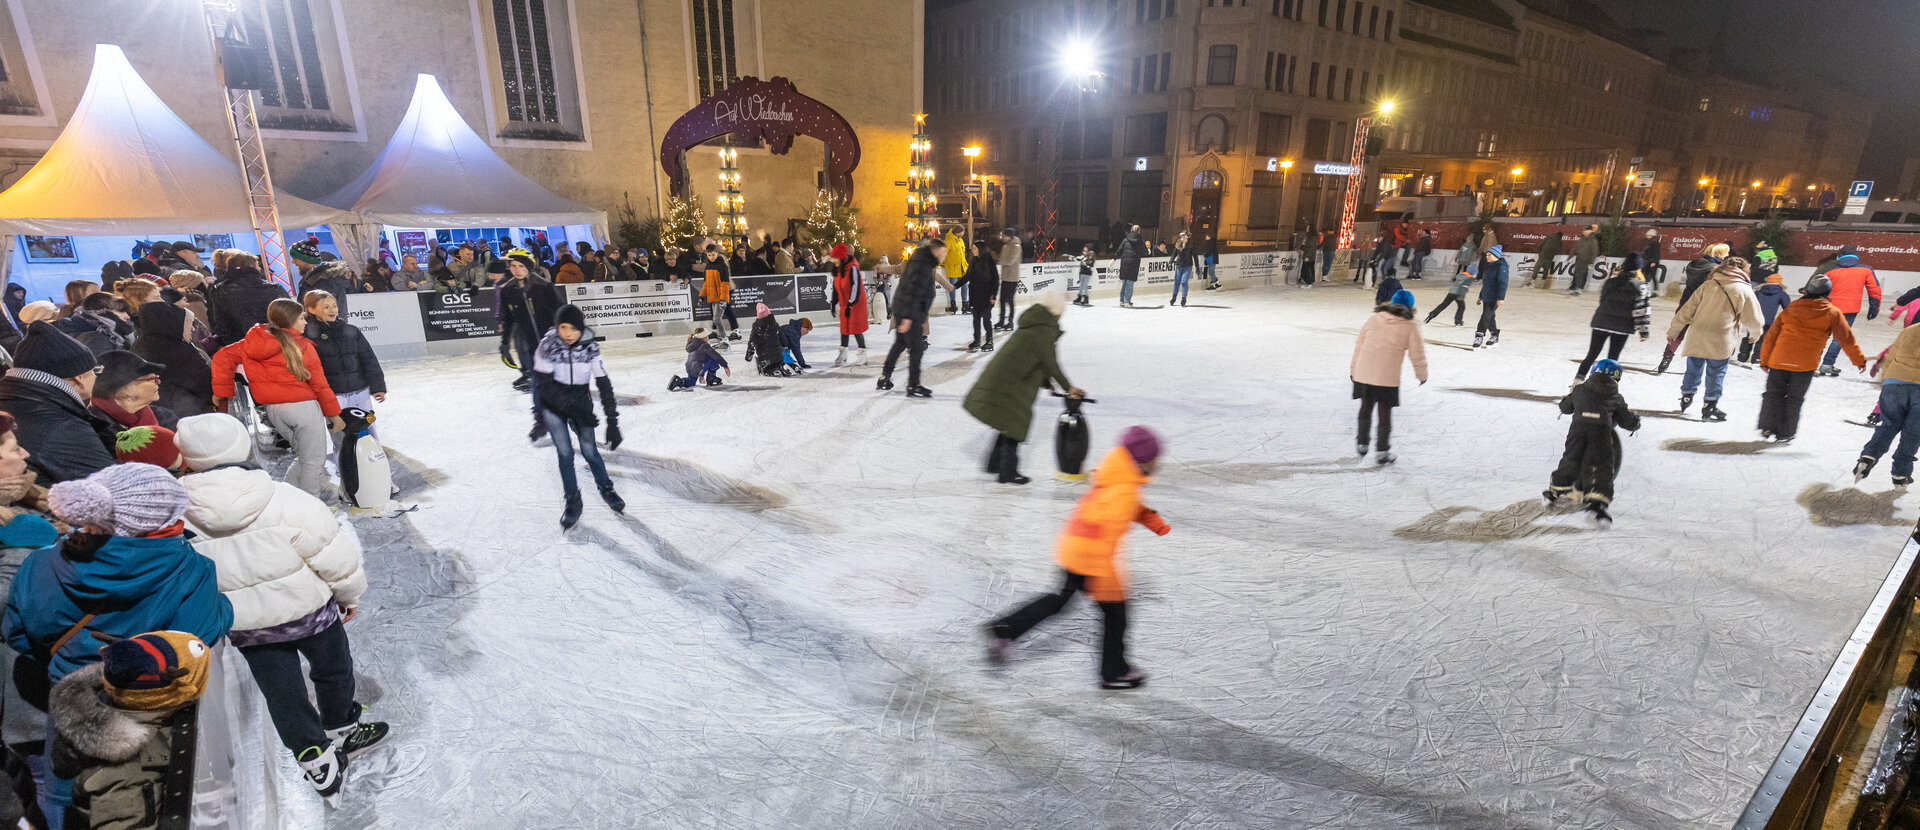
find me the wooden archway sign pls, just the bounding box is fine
[659,76,861,204]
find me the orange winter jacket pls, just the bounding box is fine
[1054,448,1170,601]
[1825,264,1881,315]
[699,260,731,303]
[210,325,341,417]
[1760,297,1864,372]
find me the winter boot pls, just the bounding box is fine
[833,347,849,368]
[906,385,934,399]
[1679,394,1694,412]
[1656,354,1673,375]
[876,377,895,391]
[1856,455,1878,482]
[561,491,583,529]
[1702,401,1727,422]
[600,485,626,513]
[297,743,346,807]
[1101,670,1146,690]
[325,709,391,758]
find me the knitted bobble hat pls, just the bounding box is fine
[101,631,210,711]
[48,462,188,536]
[115,426,183,470]
[1120,426,1161,467]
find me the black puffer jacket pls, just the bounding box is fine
[496,277,563,344]
[1117,233,1145,281]
[303,316,385,395]
[1590,274,1645,336]
[208,267,290,346]
[132,302,215,417]
[893,246,941,327]
[1559,373,1641,433]
[1676,256,1722,309]
[0,374,117,486]
[296,262,354,316]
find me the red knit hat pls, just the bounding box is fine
[115,426,183,471]
[830,244,851,261]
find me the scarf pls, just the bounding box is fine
[7,367,85,407]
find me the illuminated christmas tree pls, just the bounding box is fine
[904,113,938,246]
[661,195,710,257]
[803,190,869,264]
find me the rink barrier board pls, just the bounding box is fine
[355,254,1300,360]
[1733,522,1920,829]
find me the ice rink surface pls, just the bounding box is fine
[322,277,1913,829]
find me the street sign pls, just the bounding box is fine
[1844,180,1874,215]
[963,183,982,195]
[1633,170,1655,188]
[1629,156,1644,165]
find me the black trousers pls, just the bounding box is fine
[989,570,1131,681]
[1569,262,1592,291]
[1737,321,1771,362]
[839,332,866,348]
[972,301,995,345]
[1550,427,1619,503]
[240,620,360,753]
[996,282,1019,327]
[1577,330,1628,377]
[882,326,927,387]
[1757,369,1815,439]
[1358,399,1393,451]
[1476,304,1500,336]
[986,432,1021,478]
[1426,294,1467,325]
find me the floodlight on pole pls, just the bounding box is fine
[1335,100,1394,252]
[1061,38,1101,86]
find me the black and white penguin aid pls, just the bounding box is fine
[338,407,408,516]
[1054,394,1096,482]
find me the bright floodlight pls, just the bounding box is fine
[1062,38,1099,80]
[962,146,981,158]
[1379,101,1395,114]
[1511,167,1524,177]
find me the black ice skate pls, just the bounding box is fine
[1679,394,1694,412]
[1101,670,1147,690]
[1376,451,1397,465]
[1701,402,1727,422]
[1544,485,1573,504]
[601,485,626,513]
[1656,354,1673,375]
[1486,333,1500,347]
[876,377,895,391]
[1898,475,1915,487]
[667,376,687,392]
[705,372,724,387]
[298,743,346,808]
[511,376,531,392]
[561,492,583,529]
[981,339,995,352]
[906,385,934,399]
[967,341,981,353]
[1585,500,1613,529]
[1471,333,1485,349]
[326,711,391,759]
[1855,455,1878,482]
[1869,412,1884,427]
[528,421,547,443]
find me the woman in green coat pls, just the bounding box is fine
[963,294,1085,485]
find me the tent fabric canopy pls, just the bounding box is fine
[323,75,607,229]
[0,44,344,236]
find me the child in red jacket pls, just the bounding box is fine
[212,298,342,499]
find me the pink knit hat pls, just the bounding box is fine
[1120,426,1161,466]
[756,303,771,318]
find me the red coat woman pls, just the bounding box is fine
[829,244,869,366]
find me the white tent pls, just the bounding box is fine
[0,44,345,236]
[323,74,607,264]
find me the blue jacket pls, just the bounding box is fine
[1755,283,1792,327]
[1373,277,1403,306]
[1477,259,1509,302]
[778,319,810,363]
[4,534,232,681]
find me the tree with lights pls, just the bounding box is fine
[904,113,939,245]
[803,190,868,264]
[661,195,710,257]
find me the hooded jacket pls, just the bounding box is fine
[893,246,941,327]
[0,373,118,486]
[684,334,730,379]
[133,302,215,418]
[1760,297,1864,372]
[1572,232,1600,267]
[962,304,1071,442]
[3,533,232,682]
[1477,253,1509,301]
[1000,238,1023,283]
[295,262,353,316]
[1754,282,1792,327]
[50,662,197,830]
[180,465,365,631]
[1825,259,1881,316]
[1559,373,1639,433]
[1117,233,1145,281]
[1372,277,1403,306]
[1591,272,1650,337]
[211,325,342,417]
[303,315,386,395]
[496,276,563,344]
[1351,304,1429,388]
[533,326,615,428]
[207,267,290,347]
[1667,267,1763,360]
[830,258,868,336]
[1676,256,1723,309]
[697,256,733,303]
[746,313,785,373]
[1053,448,1162,596]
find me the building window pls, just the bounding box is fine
[1119,170,1164,227]
[1058,172,1081,225]
[1382,9,1392,39]
[239,0,360,134]
[1255,112,1291,155]
[1307,62,1319,97]
[1159,52,1171,90]
[1360,70,1369,101]
[1206,45,1236,85]
[1335,0,1345,30]
[689,0,746,100]
[0,0,52,126]
[1084,117,1114,158]
[1264,52,1274,89]
[1367,5,1377,37]
[1123,111,1168,155]
[1351,1,1363,34]
[1083,171,1110,226]
[1288,56,1297,91]
[1194,113,1230,151]
[1343,66,1353,101]
[1304,118,1331,159]
[1131,56,1141,93]
[1325,64,1336,98]
[1247,169,1282,229]
[1143,53,1159,91]
[1698,97,1711,112]
[1317,0,1327,26]
[1137,0,1174,22]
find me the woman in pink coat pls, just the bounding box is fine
[1351,289,1429,464]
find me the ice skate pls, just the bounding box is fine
[998,471,1030,485]
[528,421,547,443]
[1656,354,1673,375]
[1356,442,1368,457]
[1816,364,1842,378]
[1898,475,1915,488]
[1486,333,1500,347]
[1543,486,1573,504]
[1701,402,1727,422]
[1376,451,1396,465]
[705,373,724,388]
[981,339,995,352]
[560,492,583,529]
[1679,394,1694,412]
[854,348,870,366]
[728,331,742,341]
[1471,333,1485,349]
[876,377,895,391]
[967,341,981,353]
[667,376,687,392]
[298,743,346,808]
[906,385,933,399]
[1181,298,1188,307]
[832,347,849,367]
[1585,501,1612,528]
[511,376,531,392]
[326,711,391,759]
[1101,670,1146,690]
[1855,455,1878,482]
[600,485,626,513]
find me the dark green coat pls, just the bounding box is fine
[963,305,1071,442]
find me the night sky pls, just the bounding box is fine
[1605,0,1920,187]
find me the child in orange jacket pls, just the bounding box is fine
[985,426,1169,689]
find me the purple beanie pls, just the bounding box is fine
[1120,426,1161,466]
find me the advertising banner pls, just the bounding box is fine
[1797,232,1920,271]
[560,281,693,335]
[417,289,499,341]
[689,273,834,323]
[346,292,427,346]
[1493,223,1588,253]
[1630,226,1749,263]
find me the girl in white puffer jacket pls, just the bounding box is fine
[170,413,386,805]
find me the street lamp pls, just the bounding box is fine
[962,145,981,249]
[1696,177,1711,212]
[1509,167,1525,207]
[1277,158,1293,241]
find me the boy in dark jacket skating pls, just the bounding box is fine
[670,329,731,390]
[1545,359,1640,526]
[1472,246,1509,348]
[778,318,814,370]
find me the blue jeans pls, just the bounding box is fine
[685,357,719,385]
[1172,266,1192,302]
[1823,312,1859,366]
[1680,357,1730,401]
[1120,280,1135,304]
[1864,383,1920,478]
[541,409,612,497]
[1321,249,1334,274]
[1076,271,1092,299]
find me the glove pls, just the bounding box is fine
[1139,508,1171,536]
[604,418,623,450]
[499,338,520,369]
[1869,298,1882,321]
[327,415,345,433]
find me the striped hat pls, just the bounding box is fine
[101,631,210,710]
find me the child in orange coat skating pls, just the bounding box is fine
[985,426,1170,689]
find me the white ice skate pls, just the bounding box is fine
[298,743,346,808]
[832,347,849,368]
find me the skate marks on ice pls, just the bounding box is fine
[1394,499,1592,543]
[599,452,834,534]
[1423,339,1478,352]
[1446,387,1695,422]
[1173,458,1389,485]
[1659,438,1779,456]
[381,447,449,490]
[1797,484,1910,528]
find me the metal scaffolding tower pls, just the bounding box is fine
[200,2,293,287]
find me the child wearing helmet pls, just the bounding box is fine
[1546,358,1641,527]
